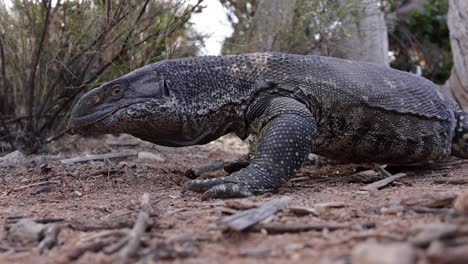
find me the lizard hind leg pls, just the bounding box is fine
[182,97,317,199]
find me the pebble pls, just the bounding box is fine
[454,188,468,215]
[137,151,165,162]
[7,219,44,243]
[0,150,27,167]
[351,241,416,264]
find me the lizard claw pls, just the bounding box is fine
[201,183,253,200]
[182,178,226,193]
[182,177,253,199]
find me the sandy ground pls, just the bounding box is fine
[0,134,467,263]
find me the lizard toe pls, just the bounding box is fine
[201,183,253,200]
[182,177,228,193]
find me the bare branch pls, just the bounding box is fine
[27,0,52,124]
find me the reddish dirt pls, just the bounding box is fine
[0,134,467,263]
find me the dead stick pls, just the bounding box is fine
[117,193,151,264]
[223,197,289,231]
[433,179,468,185]
[12,180,61,191]
[60,150,138,165]
[104,239,128,255]
[185,159,224,179]
[374,164,392,178]
[249,223,351,234]
[34,225,61,254]
[68,239,113,260]
[361,173,407,191]
[80,229,129,243]
[0,245,30,252]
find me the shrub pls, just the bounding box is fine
[0,0,203,154]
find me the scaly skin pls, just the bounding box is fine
[69,52,468,199]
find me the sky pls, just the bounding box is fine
[189,0,232,55]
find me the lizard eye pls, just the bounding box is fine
[111,85,123,97]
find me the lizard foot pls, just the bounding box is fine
[182,177,254,200]
[182,168,277,200]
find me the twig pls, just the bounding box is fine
[185,159,225,179]
[80,229,129,244]
[12,180,61,192]
[68,221,133,232]
[361,173,407,191]
[34,225,61,254]
[249,223,351,234]
[433,179,468,185]
[0,245,30,253]
[428,244,468,264]
[374,164,392,178]
[104,239,128,255]
[404,206,451,214]
[320,232,405,247]
[6,217,65,224]
[68,238,114,260]
[60,150,138,164]
[117,193,152,264]
[223,197,289,231]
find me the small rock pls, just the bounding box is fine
[137,151,165,162]
[400,192,457,208]
[7,219,44,243]
[40,163,53,174]
[74,190,83,196]
[409,222,458,247]
[0,150,27,167]
[240,246,272,257]
[30,185,51,195]
[315,201,347,213]
[351,241,416,264]
[224,200,258,210]
[454,188,468,215]
[288,206,318,216]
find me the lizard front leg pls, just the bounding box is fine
[182,97,317,200]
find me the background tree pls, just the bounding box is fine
[328,0,389,66]
[446,0,468,109]
[386,0,452,84]
[221,0,388,65]
[0,0,203,154]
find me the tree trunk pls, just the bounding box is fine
[328,0,389,66]
[245,0,297,52]
[446,0,468,109]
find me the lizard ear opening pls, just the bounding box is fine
[162,79,170,97]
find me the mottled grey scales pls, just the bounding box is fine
[68,52,468,200]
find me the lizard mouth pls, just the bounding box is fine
[68,99,150,130]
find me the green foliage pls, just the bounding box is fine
[0,0,203,154]
[389,0,452,84]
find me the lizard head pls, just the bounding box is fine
[452,112,468,159]
[68,61,188,146]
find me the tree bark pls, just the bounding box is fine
[328,0,389,66]
[446,0,468,109]
[245,0,297,52]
